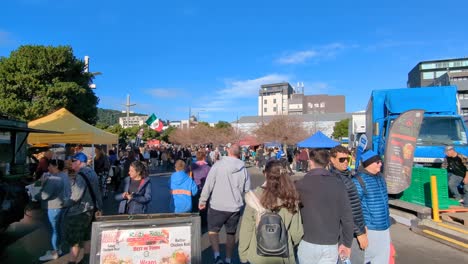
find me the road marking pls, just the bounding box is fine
[422,230,468,248]
[436,223,468,235]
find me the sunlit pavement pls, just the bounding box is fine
[2,165,467,263]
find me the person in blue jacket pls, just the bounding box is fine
[170,160,198,213]
[353,150,391,264]
[115,160,152,214]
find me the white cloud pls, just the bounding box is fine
[146,88,185,98]
[191,74,290,116]
[218,74,290,98]
[276,42,351,65]
[277,50,318,64]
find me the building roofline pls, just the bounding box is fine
[260,82,291,88]
[416,57,468,65]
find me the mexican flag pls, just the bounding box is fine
[146,114,164,132]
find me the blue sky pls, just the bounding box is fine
[1,0,468,123]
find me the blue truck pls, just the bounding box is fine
[365,86,468,167]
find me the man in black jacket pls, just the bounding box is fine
[330,146,368,264]
[295,149,354,264]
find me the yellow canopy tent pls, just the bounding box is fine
[28,108,118,145]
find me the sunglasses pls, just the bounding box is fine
[338,157,350,163]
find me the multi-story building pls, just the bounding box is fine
[408,58,468,116]
[258,83,294,116]
[303,94,345,114]
[258,82,345,116]
[408,58,468,87]
[119,115,148,128]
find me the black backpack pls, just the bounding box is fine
[256,211,289,257]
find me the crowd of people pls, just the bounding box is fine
[29,140,468,264]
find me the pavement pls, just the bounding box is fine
[1,165,468,263]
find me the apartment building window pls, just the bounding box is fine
[264,108,267,112]
[264,99,267,104]
[273,107,277,112]
[273,99,277,104]
[320,102,325,108]
[462,109,468,116]
[459,93,468,100]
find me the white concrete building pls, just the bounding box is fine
[119,115,148,128]
[233,113,351,139]
[258,83,294,116]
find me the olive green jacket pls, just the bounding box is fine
[238,187,304,264]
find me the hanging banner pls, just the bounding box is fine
[384,110,424,194]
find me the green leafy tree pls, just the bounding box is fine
[215,121,232,129]
[332,118,349,139]
[0,45,99,124]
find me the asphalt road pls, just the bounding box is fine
[1,165,467,263]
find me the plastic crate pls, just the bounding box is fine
[399,167,452,209]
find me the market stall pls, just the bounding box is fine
[28,108,118,145]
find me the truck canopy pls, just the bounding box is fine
[379,86,458,115]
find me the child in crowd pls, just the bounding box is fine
[169,160,198,213]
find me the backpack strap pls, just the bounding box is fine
[355,173,368,196]
[78,172,98,210]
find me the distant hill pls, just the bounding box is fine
[97,108,147,127]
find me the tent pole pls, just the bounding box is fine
[92,144,95,170]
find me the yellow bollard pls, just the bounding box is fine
[430,175,442,222]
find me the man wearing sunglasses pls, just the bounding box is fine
[353,150,390,264]
[329,145,367,264]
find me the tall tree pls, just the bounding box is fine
[254,115,308,145]
[0,45,99,124]
[332,118,349,139]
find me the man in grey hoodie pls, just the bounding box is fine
[199,143,250,264]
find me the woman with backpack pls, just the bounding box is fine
[238,160,304,264]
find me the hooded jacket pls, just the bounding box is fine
[115,176,152,214]
[199,156,251,212]
[169,171,198,213]
[353,167,390,231]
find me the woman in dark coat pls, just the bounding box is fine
[115,161,152,214]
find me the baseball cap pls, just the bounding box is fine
[72,152,87,163]
[445,145,454,152]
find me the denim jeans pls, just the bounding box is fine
[448,173,468,206]
[47,208,63,251]
[297,240,338,264]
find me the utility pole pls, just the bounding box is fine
[122,94,136,128]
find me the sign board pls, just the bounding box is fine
[383,110,424,194]
[90,214,201,264]
[354,134,368,171]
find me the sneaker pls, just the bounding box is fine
[214,256,224,264]
[459,199,464,204]
[39,250,59,261]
